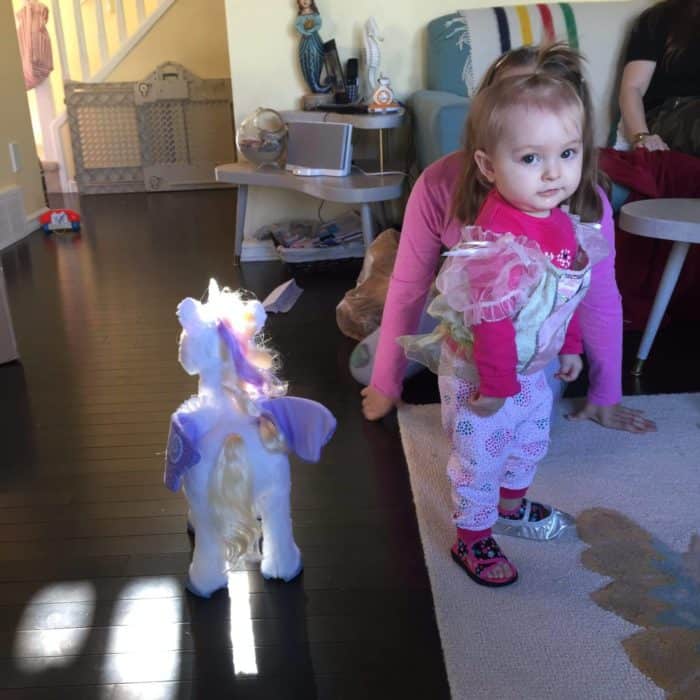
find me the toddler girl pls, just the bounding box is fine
[400,73,609,587]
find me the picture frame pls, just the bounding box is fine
[322,39,347,102]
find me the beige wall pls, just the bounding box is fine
[225,0,617,239]
[231,0,499,129]
[1,0,45,218]
[11,0,230,119]
[109,0,230,81]
[11,0,230,181]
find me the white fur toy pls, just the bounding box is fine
[165,279,336,597]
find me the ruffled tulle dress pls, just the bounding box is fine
[398,215,609,383]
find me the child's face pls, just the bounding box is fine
[475,105,583,217]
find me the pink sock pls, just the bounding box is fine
[457,526,492,544]
[499,487,528,516]
[500,486,528,500]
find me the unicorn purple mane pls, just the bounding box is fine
[165,279,336,596]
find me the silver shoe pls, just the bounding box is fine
[492,499,576,541]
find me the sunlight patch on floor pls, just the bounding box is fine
[107,578,182,683]
[228,570,258,675]
[12,581,96,671]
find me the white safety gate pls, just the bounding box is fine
[66,62,235,194]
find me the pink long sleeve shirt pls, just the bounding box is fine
[370,151,623,405]
[469,189,583,397]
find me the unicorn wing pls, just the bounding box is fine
[164,411,201,492]
[259,397,336,462]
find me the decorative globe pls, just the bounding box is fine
[236,108,288,166]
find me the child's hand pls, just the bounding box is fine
[556,354,583,382]
[468,393,505,417]
[361,386,398,421]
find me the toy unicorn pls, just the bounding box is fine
[164,279,336,597]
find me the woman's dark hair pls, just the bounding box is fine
[660,0,700,66]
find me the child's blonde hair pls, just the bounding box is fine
[453,43,606,224]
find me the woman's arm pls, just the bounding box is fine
[364,171,446,417]
[619,61,669,151]
[619,60,655,138]
[577,192,622,407]
[571,189,656,432]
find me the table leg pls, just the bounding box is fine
[371,201,388,232]
[379,129,384,174]
[234,184,248,266]
[360,203,375,251]
[631,240,691,376]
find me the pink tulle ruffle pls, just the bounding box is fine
[569,215,609,267]
[436,226,547,325]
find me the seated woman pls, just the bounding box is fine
[620,0,700,156]
[617,0,699,155]
[599,0,700,330]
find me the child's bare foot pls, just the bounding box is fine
[451,536,518,587]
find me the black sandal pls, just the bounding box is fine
[451,536,519,588]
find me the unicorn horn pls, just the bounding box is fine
[208,278,221,302]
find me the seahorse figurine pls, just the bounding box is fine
[295,0,331,94]
[363,16,383,99]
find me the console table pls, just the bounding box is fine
[215,163,404,264]
[619,198,700,375]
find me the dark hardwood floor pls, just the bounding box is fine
[1,188,696,699]
[0,189,448,700]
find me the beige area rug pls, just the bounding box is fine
[398,394,700,700]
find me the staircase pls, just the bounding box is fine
[21,0,177,193]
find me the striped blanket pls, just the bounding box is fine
[426,1,650,145]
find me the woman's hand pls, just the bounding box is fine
[361,386,398,421]
[468,393,505,418]
[635,133,670,151]
[567,400,657,433]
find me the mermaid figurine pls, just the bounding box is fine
[295,0,331,94]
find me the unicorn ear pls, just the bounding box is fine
[207,278,221,304]
[176,297,204,332]
[249,299,267,333]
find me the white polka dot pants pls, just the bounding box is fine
[438,370,553,530]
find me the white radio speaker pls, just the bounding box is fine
[285,121,353,177]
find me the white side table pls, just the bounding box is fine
[215,162,404,264]
[619,198,700,375]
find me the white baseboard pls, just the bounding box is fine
[240,238,367,263]
[241,239,280,262]
[0,189,45,251]
[26,207,49,234]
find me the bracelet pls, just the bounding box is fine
[633,131,651,143]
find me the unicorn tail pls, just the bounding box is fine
[208,434,261,568]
